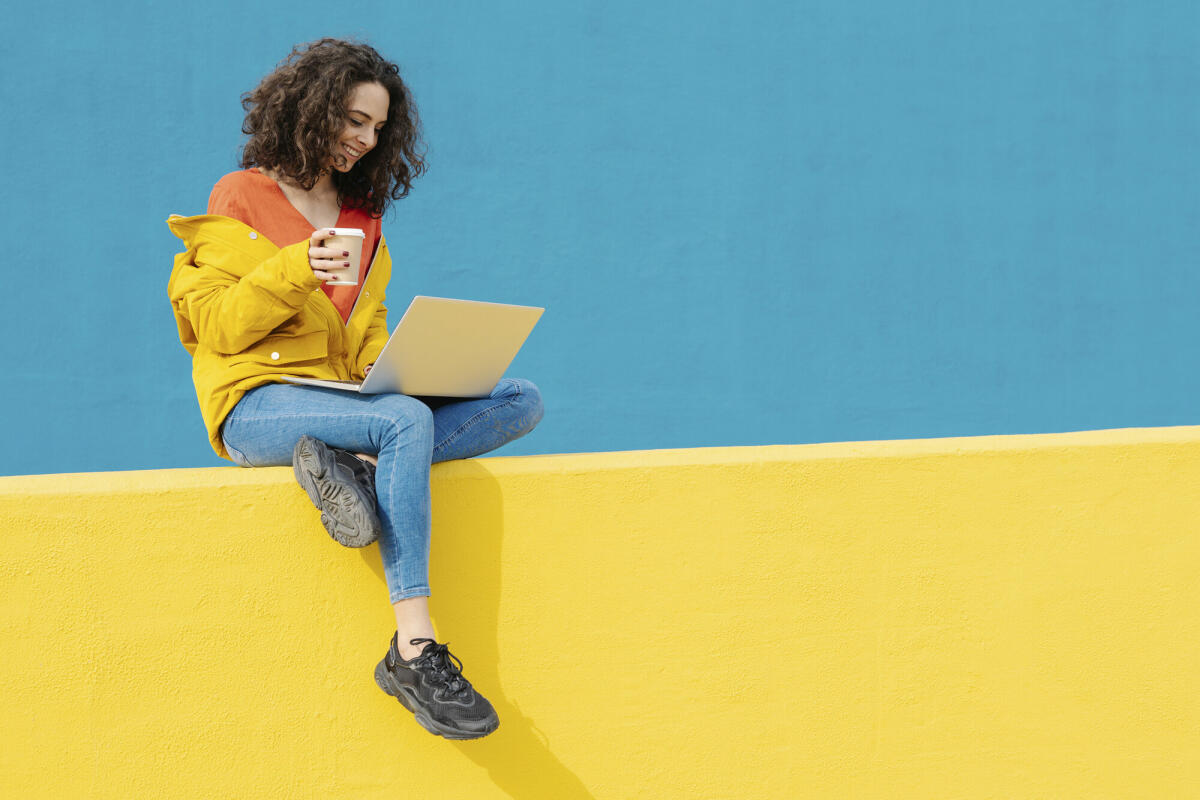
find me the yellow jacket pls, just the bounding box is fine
[166,214,391,459]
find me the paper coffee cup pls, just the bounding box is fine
[324,228,365,285]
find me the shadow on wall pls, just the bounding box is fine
[357,460,595,799]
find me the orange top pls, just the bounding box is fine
[207,168,381,323]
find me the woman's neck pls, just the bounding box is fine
[264,167,342,230]
[310,171,336,198]
[263,167,336,200]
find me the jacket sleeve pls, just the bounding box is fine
[355,298,390,377]
[169,239,323,355]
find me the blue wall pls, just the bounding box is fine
[2,1,1198,475]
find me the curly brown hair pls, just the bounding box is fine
[240,38,426,217]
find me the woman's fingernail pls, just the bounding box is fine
[343,251,349,256]
[344,261,350,267]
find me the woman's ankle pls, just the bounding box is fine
[392,596,437,658]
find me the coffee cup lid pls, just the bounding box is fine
[326,227,365,238]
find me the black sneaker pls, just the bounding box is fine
[374,634,500,740]
[292,435,381,548]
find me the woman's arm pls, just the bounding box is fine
[168,228,350,355]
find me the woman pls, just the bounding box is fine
[166,38,543,740]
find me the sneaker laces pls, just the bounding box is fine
[409,638,470,697]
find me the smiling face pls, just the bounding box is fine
[329,81,390,172]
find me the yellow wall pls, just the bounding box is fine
[3,427,1199,798]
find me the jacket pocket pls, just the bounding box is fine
[233,329,329,368]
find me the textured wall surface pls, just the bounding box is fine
[3,1,1200,476]
[3,429,1198,798]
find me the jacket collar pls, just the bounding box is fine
[168,213,390,302]
[168,214,282,266]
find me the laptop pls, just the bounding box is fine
[282,295,543,397]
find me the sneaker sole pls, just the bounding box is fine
[292,436,381,548]
[374,658,499,740]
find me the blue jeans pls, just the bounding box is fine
[220,379,543,602]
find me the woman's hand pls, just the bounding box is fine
[364,363,374,375]
[308,229,351,282]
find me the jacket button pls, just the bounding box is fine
[249,232,258,240]
[270,352,280,360]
